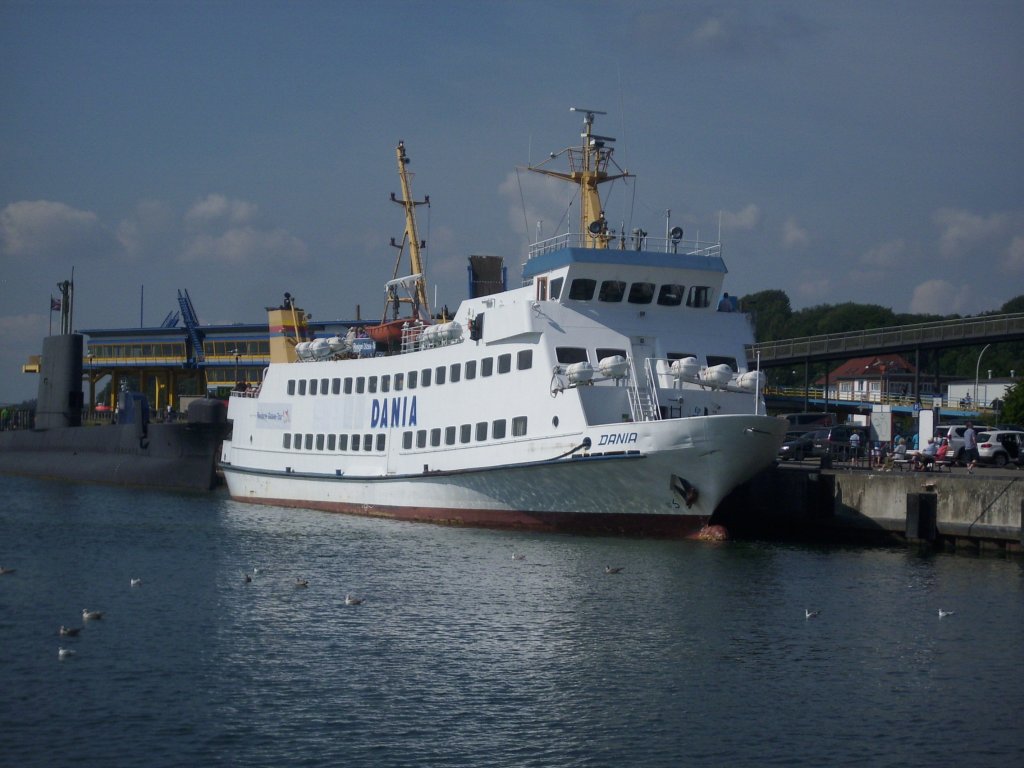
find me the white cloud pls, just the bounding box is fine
[782,217,809,248]
[0,200,113,261]
[179,227,308,265]
[720,204,760,231]
[860,238,906,267]
[932,208,1007,259]
[909,279,974,315]
[1003,236,1024,272]
[185,194,258,228]
[117,200,174,259]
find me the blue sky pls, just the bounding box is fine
[2,0,1022,403]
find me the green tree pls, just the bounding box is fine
[1000,380,1024,425]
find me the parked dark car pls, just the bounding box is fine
[778,430,816,461]
[810,425,867,460]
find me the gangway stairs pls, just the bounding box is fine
[626,357,660,422]
[177,289,205,366]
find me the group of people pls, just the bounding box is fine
[878,420,980,472]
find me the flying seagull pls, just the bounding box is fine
[805,609,820,619]
[938,608,955,618]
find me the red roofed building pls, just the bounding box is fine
[815,354,917,403]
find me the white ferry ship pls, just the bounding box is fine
[221,109,786,537]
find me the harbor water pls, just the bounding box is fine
[1,476,1022,767]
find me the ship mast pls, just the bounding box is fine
[527,107,632,249]
[390,141,431,320]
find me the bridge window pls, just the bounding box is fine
[597,348,626,360]
[550,277,564,299]
[568,278,596,301]
[686,286,711,308]
[628,282,655,304]
[667,352,696,360]
[556,347,588,364]
[599,280,625,302]
[658,284,684,306]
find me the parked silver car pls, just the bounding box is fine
[975,430,1024,467]
[934,424,991,464]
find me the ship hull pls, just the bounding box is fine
[0,421,227,492]
[222,413,785,536]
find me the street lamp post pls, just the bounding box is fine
[974,344,991,411]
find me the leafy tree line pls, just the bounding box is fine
[740,290,1024,391]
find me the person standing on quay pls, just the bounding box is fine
[963,421,979,474]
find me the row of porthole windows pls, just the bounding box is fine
[558,278,712,308]
[283,432,385,452]
[402,416,528,449]
[287,350,533,396]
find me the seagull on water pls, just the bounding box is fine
[0,566,15,575]
[805,609,820,619]
[59,625,81,637]
[82,609,104,621]
[605,566,624,574]
[938,608,955,618]
[58,647,76,660]
[130,578,142,587]
[345,594,364,606]
[512,552,526,561]
[244,572,252,583]
[295,578,309,588]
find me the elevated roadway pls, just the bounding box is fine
[746,312,1024,367]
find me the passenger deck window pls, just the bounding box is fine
[481,358,493,377]
[706,355,738,370]
[512,416,528,437]
[309,379,318,396]
[338,434,349,451]
[556,347,588,364]
[465,360,477,380]
[517,350,533,370]
[356,377,365,394]
[475,422,488,441]
[435,366,446,385]
[492,419,507,439]
[332,378,341,395]
[599,280,626,302]
[320,378,329,394]
[497,354,512,374]
[658,284,684,306]
[421,368,431,387]
[460,424,472,444]
[287,380,296,396]
[568,278,596,301]
[283,434,292,449]
[627,282,655,304]
[449,363,461,383]
[298,380,307,396]
[344,377,353,394]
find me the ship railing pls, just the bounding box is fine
[527,232,722,261]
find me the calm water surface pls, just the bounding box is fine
[1,476,1022,767]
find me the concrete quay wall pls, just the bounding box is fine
[717,464,1023,553]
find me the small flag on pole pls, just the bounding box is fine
[50,296,62,312]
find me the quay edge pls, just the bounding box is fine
[715,463,1024,555]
